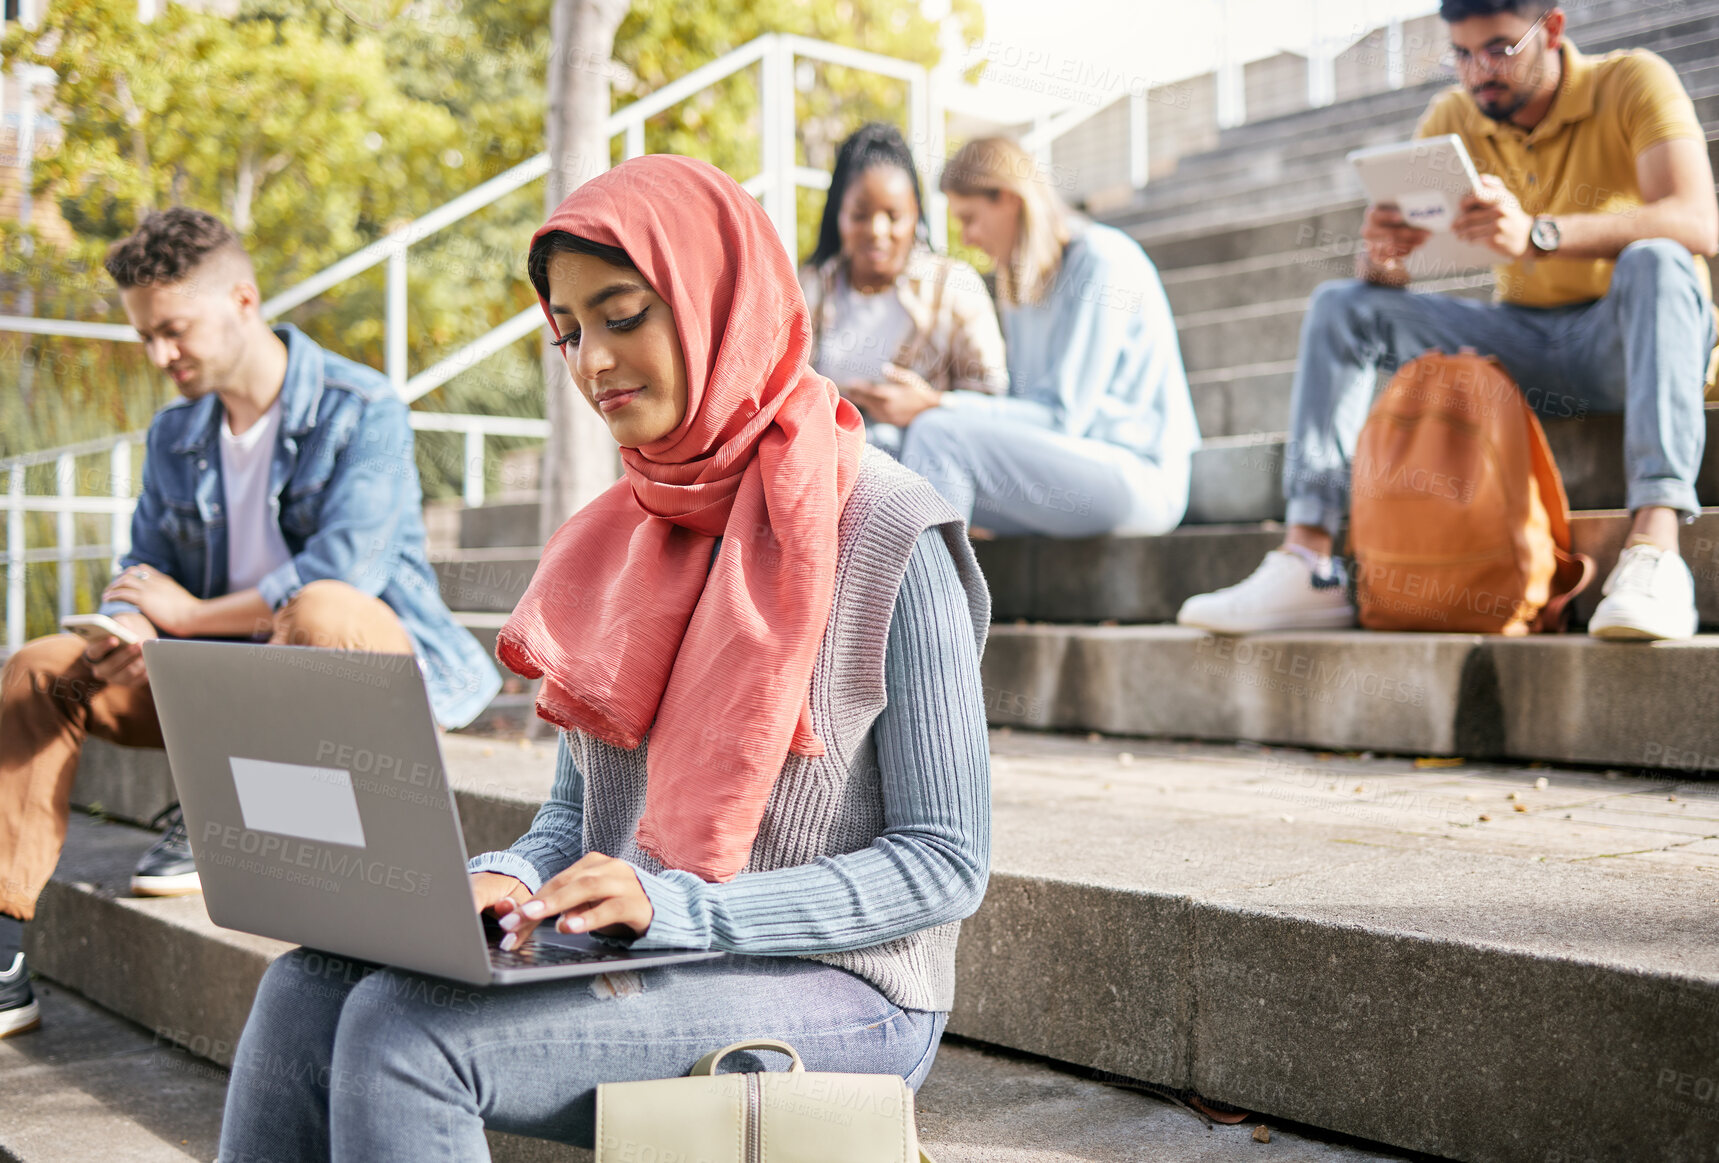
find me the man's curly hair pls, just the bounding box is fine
[104,208,249,289]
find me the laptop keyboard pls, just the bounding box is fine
[487,940,625,970]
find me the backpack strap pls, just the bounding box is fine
[1519,388,1597,631]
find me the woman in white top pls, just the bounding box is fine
[799,123,1008,455]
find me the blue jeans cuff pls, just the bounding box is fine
[1284,495,1345,541]
[1625,480,1701,520]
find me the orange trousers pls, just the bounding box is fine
[0,580,412,920]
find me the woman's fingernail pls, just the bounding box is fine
[561,916,586,933]
[500,933,519,952]
[498,913,519,931]
[521,901,546,919]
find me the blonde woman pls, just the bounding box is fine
[800,123,1008,456]
[879,137,1200,537]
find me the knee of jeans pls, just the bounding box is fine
[1614,238,1697,289]
[1306,277,1375,327]
[898,406,964,468]
[334,970,472,1079]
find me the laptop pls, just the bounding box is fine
[1347,135,1501,280]
[142,639,724,985]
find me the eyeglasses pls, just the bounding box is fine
[1440,11,1549,74]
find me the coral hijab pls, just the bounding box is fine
[496,155,866,883]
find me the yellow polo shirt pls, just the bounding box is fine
[1414,41,1716,386]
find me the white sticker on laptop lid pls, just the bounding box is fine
[229,757,367,848]
[1397,190,1453,232]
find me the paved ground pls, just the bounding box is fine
[443,727,1719,884]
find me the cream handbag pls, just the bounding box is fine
[595,1038,935,1163]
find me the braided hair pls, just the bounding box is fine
[809,122,928,268]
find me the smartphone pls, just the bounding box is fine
[61,613,142,646]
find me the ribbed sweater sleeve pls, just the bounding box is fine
[629,527,992,954]
[466,730,587,892]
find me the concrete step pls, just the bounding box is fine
[434,547,541,614]
[0,992,1425,1163]
[34,731,1719,1161]
[1137,14,1719,205]
[1174,277,1492,376]
[1133,201,1369,273]
[426,402,1718,545]
[1188,361,1297,438]
[980,623,1719,767]
[978,507,1719,626]
[24,744,1428,1162]
[459,500,541,551]
[1181,407,1719,522]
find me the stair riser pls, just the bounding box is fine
[954,872,1719,1163]
[979,625,1719,768]
[435,556,540,614]
[459,503,542,551]
[979,511,1719,626]
[1181,409,1719,516]
[1191,369,1296,438]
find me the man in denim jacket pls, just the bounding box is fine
[0,210,501,1037]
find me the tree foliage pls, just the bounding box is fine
[1,0,985,484]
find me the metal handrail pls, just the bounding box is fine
[0,33,937,648]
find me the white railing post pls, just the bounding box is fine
[1216,0,1246,128]
[1387,17,1406,90]
[625,121,645,161]
[909,70,946,251]
[55,452,73,620]
[109,440,132,570]
[464,429,486,509]
[387,248,408,394]
[6,470,23,650]
[759,36,798,261]
[1129,91,1150,190]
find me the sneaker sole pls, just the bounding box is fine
[1588,608,1698,642]
[1178,606,1359,636]
[1588,621,1694,642]
[129,872,203,897]
[0,1000,40,1038]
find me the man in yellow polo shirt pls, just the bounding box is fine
[1180,0,1718,641]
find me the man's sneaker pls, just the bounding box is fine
[1588,543,1698,642]
[0,953,40,1039]
[130,803,201,897]
[1177,550,1357,635]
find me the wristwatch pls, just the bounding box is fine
[1529,215,1561,255]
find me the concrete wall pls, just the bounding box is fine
[1243,51,1311,123]
[1049,97,1134,208]
[1147,72,1219,180]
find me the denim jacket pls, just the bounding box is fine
[100,324,502,729]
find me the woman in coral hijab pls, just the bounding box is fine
[218,155,993,1161]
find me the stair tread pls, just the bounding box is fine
[0,987,1418,1163]
[27,732,1719,1159]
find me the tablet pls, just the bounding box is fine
[1347,135,1501,280]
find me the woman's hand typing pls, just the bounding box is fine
[490,853,654,950]
[470,871,532,918]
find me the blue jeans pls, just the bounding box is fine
[1283,239,1716,539]
[219,949,946,1163]
[897,406,1190,537]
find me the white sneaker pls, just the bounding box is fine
[1177,550,1357,635]
[1587,543,1698,641]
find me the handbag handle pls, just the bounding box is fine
[690,1039,806,1076]
[686,1039,939,1163]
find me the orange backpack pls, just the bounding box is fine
[1348,351,1593,635]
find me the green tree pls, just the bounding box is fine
[1,0,986,477]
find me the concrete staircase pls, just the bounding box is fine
[24,732,1719,1162]
[14,4,1719,1160]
